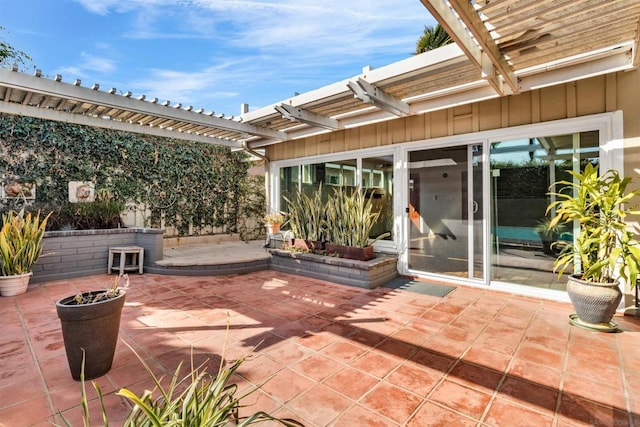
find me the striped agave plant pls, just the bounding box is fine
[325,186,385,247]
[282,183,326,241]
[0,209,51,276]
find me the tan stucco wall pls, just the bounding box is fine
[267,69,640,163]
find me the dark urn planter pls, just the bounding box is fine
[566,275,622,332]
[537,232,557,256]
[325,243,375,261]
[56,290,126,380]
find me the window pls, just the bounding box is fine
[278,155,394,241]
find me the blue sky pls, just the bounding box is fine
[3,0,436,116]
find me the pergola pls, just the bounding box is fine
[0,0,638,153]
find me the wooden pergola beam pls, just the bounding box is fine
[420,0,519,94]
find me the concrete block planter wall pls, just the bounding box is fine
[269,248,398,289]
[32,228,164,283]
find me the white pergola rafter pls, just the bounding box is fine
[0,101,239,147]
[420,0,519,95]
[274,103,340,130]
[347,77,410,116]
[0,69,287,146]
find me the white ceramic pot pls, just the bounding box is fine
[0,272,33,297]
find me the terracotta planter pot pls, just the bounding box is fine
[0,272,33,296]
[56,290,126,380]
[325,243,374,261]
[266,223,281,234]
[289,239,324,251]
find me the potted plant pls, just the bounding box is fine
[534,216,567,256]
[56,274,128,380]
[0,209,51,296]
[263,211,285,234]
[324,186,389,261]
[546,163,640,331]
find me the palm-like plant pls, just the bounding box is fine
[546,163,640,285]
[415,24,454,54]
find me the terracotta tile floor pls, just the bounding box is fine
[1,271,640,426]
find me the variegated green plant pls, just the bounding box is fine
[282,183,325,241]
[0,209,51,276]
[546,163,640,285]
[57,333,303,427]
[324,186,389,247]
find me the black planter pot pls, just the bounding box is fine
[56,290,126,380]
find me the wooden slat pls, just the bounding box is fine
[512,34,634,70]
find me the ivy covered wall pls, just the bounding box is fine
[0,113,265,239]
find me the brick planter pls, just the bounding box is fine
[33,228,164,283]
[269,248,397,289]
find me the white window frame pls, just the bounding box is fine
[269,111,623,300]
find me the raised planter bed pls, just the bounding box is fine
[269,248,398,289]
[33,228,164,283]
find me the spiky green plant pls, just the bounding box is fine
[116,345,301,426]
[0,209,51,275]
[282,184,325,241]
[324,186,388,247]
[547,163,640,285]
[57,333,303,427]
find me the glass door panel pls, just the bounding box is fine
[408,145,482,279]
[489,131,599,290]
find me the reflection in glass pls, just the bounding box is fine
[279,156,394,241]
[489,131,599,291]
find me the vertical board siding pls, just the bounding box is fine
[269,71,639,161]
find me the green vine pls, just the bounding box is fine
[0,113,264,238]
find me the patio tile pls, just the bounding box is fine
[263,339,312,365]
[260,368,316,403]
[407,401,477,427]
[562,372,626,409]
[330,404,398,427]
[385,362,441,396]
[557,393,629,427]
[424,331,472,358]
[0,395,53,427]
[288,384,354,426]
[375,335,419,359]
[237,353,284,384]
[295,330,338,351]
[2,270,640,426]
[350,351,401,379]
[463,346,513,373]
[292,353,343,382]
[319,340,368,363]
[237,389,282,420]
[0,381,47,412]
[484,397,555,426]
[448,361,503,394]
[360,382,422,424]
[496,376,558,416]
[507,358,562,390]
[429,379,493,420]
[323,366,379,400]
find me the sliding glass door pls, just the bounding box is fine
[489,131,599,291]
[408,144,484,280]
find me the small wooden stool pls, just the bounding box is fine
[108,246,144,275]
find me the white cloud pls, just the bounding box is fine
[57,52,116,79]
[69,0,437,113]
